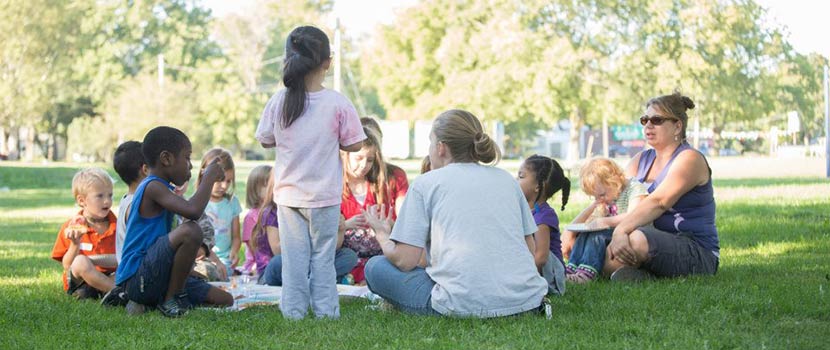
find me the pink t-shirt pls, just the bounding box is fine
[256,88,366,208]
[242,208,260,242]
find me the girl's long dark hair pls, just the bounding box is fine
[281,26,331,129]
[524,154,570,211]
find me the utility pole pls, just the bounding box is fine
[602,114,608,157]
[158,54,165,119]
[333,19,342,92]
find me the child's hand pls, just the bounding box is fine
[230,251,239,268]
[344,213,370,230]
[561,230,576,260]
[586,218,610,230]
[363,205,394,241]
[201,158,226,184]
[65,216,88,244]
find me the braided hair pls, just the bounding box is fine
[523,154,570,211]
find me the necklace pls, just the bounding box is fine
[84,215,109,225]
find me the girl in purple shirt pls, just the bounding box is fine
[517,154,570,295]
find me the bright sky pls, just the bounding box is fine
[203,0,828,58]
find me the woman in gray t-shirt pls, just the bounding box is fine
[363,109,548,317]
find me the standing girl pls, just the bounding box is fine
[242,165,272,275]
[517,154,570,295]
[256,169,358,286]
[255,25,366,319]
[198,148,242,278]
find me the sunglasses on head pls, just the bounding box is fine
[639,115,678,126]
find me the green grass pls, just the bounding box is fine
[1,163,829,349]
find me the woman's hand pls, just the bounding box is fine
[608,228,637,266]
[363,205,394,242]
[344,213,370,230]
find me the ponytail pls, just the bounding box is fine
[433,109,501,165]
[281,26,331,129]
[525,154,569,211]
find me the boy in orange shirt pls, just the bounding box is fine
[51,168,118,300]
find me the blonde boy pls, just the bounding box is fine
[50,168,118,300]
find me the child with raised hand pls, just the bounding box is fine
[517,154,570,295]
[51,168,118,301]
[563,158,647,283]
[197,148,242,277]
[242,165,272,276]
[115,126,232,317]
[255,25,366,320]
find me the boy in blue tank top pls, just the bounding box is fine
[113,126,233,317]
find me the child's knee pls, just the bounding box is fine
[629,230,650,263]
[179,221,202,244]
[69,255,94,276]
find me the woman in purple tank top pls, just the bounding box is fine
[605,92,719,280]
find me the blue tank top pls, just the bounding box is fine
[636,143,719,256]
[115,176,175,285]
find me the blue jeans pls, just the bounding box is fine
[259,247,358,286]
[364,256,439,316]
[568,229,613,273]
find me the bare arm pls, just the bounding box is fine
[533,225,550,270]
[340,140,363,152]
[364,205,423,271]
[230,216,241,266]
[61,242,80,271]
[571,201,600,224]
[610,151,709,263]
[525,234,536,256]
[336,215,346,249]
[266,226,281,256]
[145,159,224,220]
[596,194,646,228]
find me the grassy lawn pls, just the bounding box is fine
[0,160,828,349]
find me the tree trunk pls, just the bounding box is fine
[566,107,584,163]
[0,126,7,156]
[711,115,721,156]
[24,124,36,161]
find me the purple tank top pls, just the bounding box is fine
[636,143,719,255]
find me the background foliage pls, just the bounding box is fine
[0,0,826,161]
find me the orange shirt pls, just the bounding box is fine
[51,210,117,291]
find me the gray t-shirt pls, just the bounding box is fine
[115,193,133,264]
[390,163,547,317]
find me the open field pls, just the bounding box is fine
[0,157,828,349]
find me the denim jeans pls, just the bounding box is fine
[259,247,359,286]
[568,228,613,273]
[364,256,439,315]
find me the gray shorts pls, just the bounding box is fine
[639,225,719,278]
